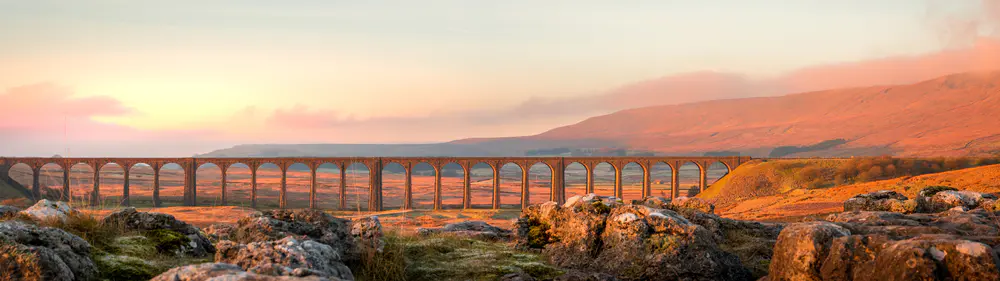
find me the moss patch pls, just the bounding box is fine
[94,254,158,281]
[376,233,563,281]
[143,229,190,255]
[108,236,157,258]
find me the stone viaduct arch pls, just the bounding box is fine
[0,156,750,211]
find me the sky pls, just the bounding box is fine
[1,0,999,157]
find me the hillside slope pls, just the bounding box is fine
[473,71,1000,157]
[714,163,1000,221]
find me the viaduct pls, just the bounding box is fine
[0,156,751,211]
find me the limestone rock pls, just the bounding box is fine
[102,207,215,257]
[416,220,513,241]
[842,190,916,213]
[203,223,236,243]
[150,262,337,281]
[233,209,355,261]
[516,196,749,281]
[924,190,998,213]
[18,199,77,223]
[767,222,850,281]
[215,236,354,280]
[672,196,715,214]
[0,220,97,281]
[350,216,384,253]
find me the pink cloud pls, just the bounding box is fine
[0,83,133,128]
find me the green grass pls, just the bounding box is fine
[351,231,563,281]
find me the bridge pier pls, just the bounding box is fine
[61,168,69,202]
[463,166,471,209]
[671,167,679,199]
[153,167,161,207]
[492,166,500,209]
[308,167,316,209]
[250,168,258,209]
[122,169,130,206]
[699,166,708,193]
[31,167,40,202]
[521,167,529,210]
[614,166,623,199]
[403,166,412,210]
[221,169,228,206]
[91,168,100,207]
[433,170,442,210]
[586,167,594,194]
[279,169,287,209]
[369,161,382,212]
[338,166,346,210]
[642,165,651,198]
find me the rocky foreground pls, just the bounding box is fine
[0,187,998,281]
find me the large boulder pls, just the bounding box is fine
[0,220,97,281]
[150,262,337,281]
[416,220,513,241]
[767,222,851,281]
[924,190,998,213]
[842,190,918,213]
[767,207,1000,280]
[516,195,750,281]
[818,234,1000,280]
[102,207,215,257]
[233,209,355,260]
[826,210,999,242]
[215,236,354,280]
[18,199,77,223]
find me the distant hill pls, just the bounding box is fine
[203,71,1000,157]
[477,71,1000,157]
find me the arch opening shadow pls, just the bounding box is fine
[621,162,644,201]
[677,162,702,197]
[499,163,523,209]
[564,162,587,198]
[411,162,435,210]
[469,162,493,209]
[255,163,281,210]
[158,163,185,207]
[285,163,311,209]
[68,163,94,208]
[440,162,464,209]
[40,163,66,201]
[707,161,731,187]
[528,163,552,205]
[344,163,370,212]
[650,162,673,198]
[196,163,222,206]
[593,162,615,197]
[381,162,405,210]
[315,163,341,210]
[97,163,126,208]
[224,163,252,208]
[127,163,155,207]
